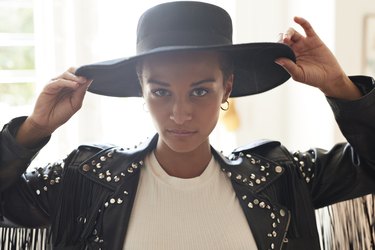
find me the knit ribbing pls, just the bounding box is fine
[124,152,258,250]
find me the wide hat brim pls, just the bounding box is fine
[75,42,295,98]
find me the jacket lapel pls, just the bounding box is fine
[76,136,157,249]
[212,146,291,250]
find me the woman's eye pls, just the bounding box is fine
[152,89,170,97]
[191,88,208,97]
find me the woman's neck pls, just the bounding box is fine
[154,140,212,179]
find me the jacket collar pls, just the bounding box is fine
[79,134,286,194]
[211,144,286,194]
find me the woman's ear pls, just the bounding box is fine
[223,74,234,102]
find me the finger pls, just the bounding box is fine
[274,58,303,81]
[46,78,82,94]
[68,66,77,74]
[67,80,92,113]
[52,67,87,84]
[71,80,92,105]
[293,16,317,38]
[277,33,284,43]
[62,71,88,84]
[284,27,304,44]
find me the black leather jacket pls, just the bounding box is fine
[1,76,375,250]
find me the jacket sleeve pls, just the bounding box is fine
[0,116,75,227]
[0,116,50,192]
[0,116,111,229]
[292,76,375,208]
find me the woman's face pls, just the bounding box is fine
[140,51,233,154]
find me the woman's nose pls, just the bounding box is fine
[169,98,192,125]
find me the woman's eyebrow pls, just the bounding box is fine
[191,78,216,87]
[147,78,216,86]
[147,78,170,86]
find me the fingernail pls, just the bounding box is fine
[274,59,284,66]
[277,33,284,42]
[78,77,87,83]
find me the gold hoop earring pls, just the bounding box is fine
[220,100,229,111]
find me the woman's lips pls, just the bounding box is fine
[166,129,197,137]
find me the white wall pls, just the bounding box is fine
[335,0,375,75]
[334,0,375,141]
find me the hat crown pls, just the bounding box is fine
[136,1,233,54]
[77,1,295,98]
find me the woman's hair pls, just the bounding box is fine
[219,53,234,83]
[136,51,234,86]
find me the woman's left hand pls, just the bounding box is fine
[276,16,362,100]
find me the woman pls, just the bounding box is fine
[1,1,374,249]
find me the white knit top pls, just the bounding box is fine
[123,152,258,250]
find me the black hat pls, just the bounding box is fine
[75,1,295,97]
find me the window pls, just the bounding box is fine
[0,0,35,126]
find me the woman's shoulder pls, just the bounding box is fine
[231,139,291,163]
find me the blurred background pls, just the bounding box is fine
[1,0,374,163]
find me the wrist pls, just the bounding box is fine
[321,74,362,100]
[1,116,49,162]
[16,117,52,148]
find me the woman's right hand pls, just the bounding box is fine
[16,67,91,148]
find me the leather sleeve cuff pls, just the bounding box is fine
[327,76,375,119]
[1,116,50,163]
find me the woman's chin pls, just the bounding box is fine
[158,134,209,155]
